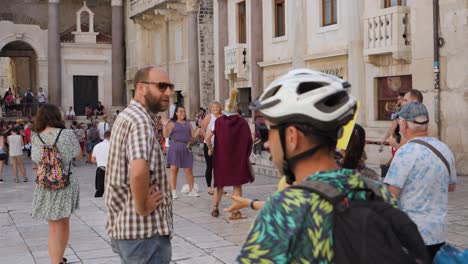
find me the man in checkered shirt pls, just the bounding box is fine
[105,65,174,263]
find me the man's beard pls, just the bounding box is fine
[144,93,168,114]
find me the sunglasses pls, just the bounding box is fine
[257,124,282,142]
[140,81,175,92]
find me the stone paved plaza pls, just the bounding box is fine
[0,156,467,263]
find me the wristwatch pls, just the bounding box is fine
[250,199,259,210]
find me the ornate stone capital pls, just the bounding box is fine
[186,0,200,13]
[111,0,123,7]
[155,8,184,21]
[134,13,165,30]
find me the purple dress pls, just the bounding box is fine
[166,121,193,168]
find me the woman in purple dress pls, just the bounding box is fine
[162,105,200,199]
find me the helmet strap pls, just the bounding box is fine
[278,125,323,185]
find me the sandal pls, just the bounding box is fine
[211,207,219,217]
[15,178,19,183]
[229,211,247,220]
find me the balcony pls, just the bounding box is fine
[224,43,249,80]
[363,6,411,63]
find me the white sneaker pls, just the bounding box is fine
[188,190,199,197]
[181,184,190,194]
[172,190,178,199]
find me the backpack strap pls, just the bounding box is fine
[53,129,64,146]
[37,133,46,145]
[411,139,451,176]
[290,181,345,204]
[37,129,64,146]
[291,177,384,204]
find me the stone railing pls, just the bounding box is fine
[363,6,411,61]
[224,43,249,80]
[129,0,167,18]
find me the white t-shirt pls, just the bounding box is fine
[92,140,110,168]
[204,114,218,144]
[66,110,75,117]
[37,91,47,103]
[97,121,110,140]
[169,104,176,119]
[384,137,457,245]
[8,135,23,156]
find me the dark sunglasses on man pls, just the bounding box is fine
[140,81,175,92]
[257,124,284,142]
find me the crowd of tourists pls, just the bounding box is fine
[2,65,459,264]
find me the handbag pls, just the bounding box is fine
[434,244,468,264]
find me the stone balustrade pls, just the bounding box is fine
[363,6,411,62]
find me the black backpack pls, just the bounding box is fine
[25,92,33,103]
[291,177,430,264]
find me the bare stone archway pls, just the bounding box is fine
[0,21,49,97]
[0,40,38,95]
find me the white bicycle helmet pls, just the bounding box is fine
[251,68,357,134]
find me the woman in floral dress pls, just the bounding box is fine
[31,104,81,264]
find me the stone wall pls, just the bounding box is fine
[0,0,111,34]
[0,58,10,91]
[198,0,215,109]
[438,0,468,175]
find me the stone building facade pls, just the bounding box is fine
[214,0,468,175]
[0,0,126,114]
[125,0,214,117]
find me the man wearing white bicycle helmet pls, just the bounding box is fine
[237,69,424,263]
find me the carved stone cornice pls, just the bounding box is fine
[134,13,165,30]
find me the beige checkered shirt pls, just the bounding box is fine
[105,100,173,240]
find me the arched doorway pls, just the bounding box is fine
[0,40,38,95]
[0,40,38,116]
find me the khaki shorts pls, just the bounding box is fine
[10,155,23,165]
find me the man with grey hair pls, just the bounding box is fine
[384,102,457,261]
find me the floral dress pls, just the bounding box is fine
[31,128,80,220]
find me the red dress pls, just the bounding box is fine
[213,115,254,187]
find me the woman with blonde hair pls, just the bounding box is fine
[200,101,223,195]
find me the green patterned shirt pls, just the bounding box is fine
[238,169,397,264]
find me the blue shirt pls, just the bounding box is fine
[384,137,457,245]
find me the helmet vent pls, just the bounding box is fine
[315,91,350,113]
[262,85,282,100]
[297,82,327,95]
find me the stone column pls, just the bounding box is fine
[215,0,228,101]
[186,0,201,116]
[346,0,366,124]
[292,0,306,68]
[248,0,263,99]
[48,0,61,106]
[112,0,125,106]
[165,19,170,77]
